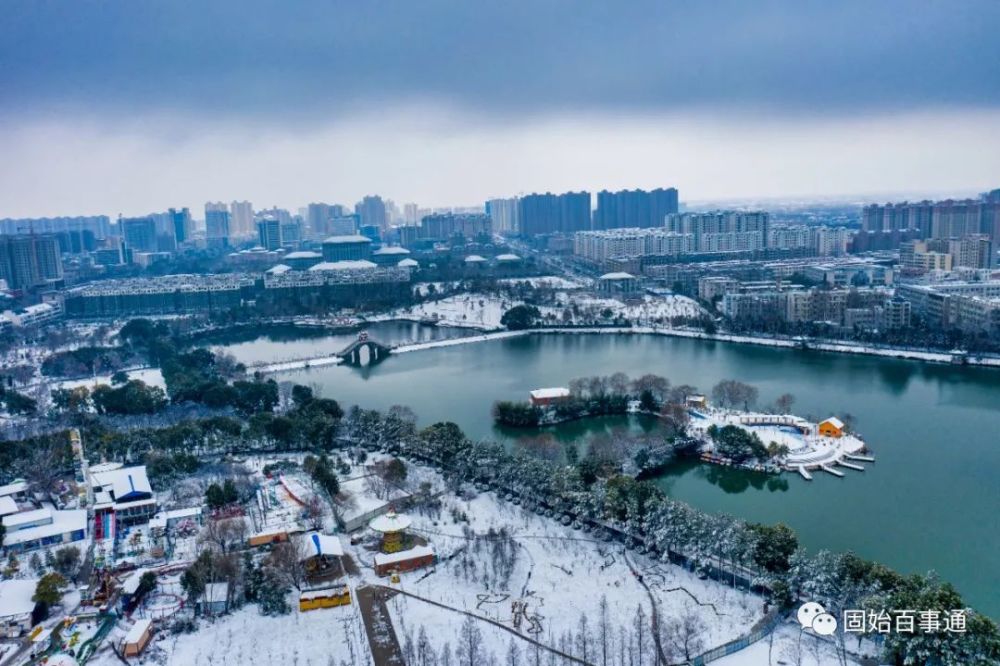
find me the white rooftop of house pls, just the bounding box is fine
[266,264,292,274]
[464,254,487,262]
[369,510,412,533]
[2,507,52,530]
[90,465,152,502]
[600,272,635,280]
[299,585,349,601]
[495,253,521,261]
[322,234,371,244]
[120,569,148,595]
[0,480,28,497]
[123,618,152,645]
[308,260,378,271]
[373,246,410,255]
[0,496,19,517]
[202,582,229,604]
[821,416,845,429]
[2,509,87,547]
[284,250,322,259]
[374,545,434,567]
[530,387,570,400]
[300,532,344,558]
[398,258,419,267]
[0,579,38,619]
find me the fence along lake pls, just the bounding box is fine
[214,322,1000,617]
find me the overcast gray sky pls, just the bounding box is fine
[1,1,998,217]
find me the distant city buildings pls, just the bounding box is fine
[322,235,373,262]
[574,228,693,262]
[257,217,283,250]
[355,195,388,231]
[862,197,1000,242]
[592,188,678,230]
[230,201,255,239]
[0,234,64,290]
[121,216,159,253]
[485,198,520,235]
[204,202,232,248]
[517,191,591,236]
[665,211,770,253]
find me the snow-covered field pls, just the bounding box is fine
[380,291,706,330]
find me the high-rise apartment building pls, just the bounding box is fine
[121,217,158,253]
[306,203,347,237]
[230,201,254,238]
[169,208,193,244]
[517,191,591,236]
[0,215,113,238]
[0,234,64,290]
[205,203,232,248]
[665,211,770,253]
[355,195,388,231]
[593,188,678,230]
[257,218,283,250]
[573,228,693,261]
[485,198,520,235]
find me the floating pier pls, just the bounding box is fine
[797,466,813,481]
[838,461,865,472]
[845,454,875,463]
[820,465,845,478]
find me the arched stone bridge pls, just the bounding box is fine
[337,334,393,367]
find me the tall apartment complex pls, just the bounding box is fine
[592,188,678,230]
[229,201,255,239]
[574,228,693,261]
[862,199,1000,241]
[204,203,232,248]
[665,211,770,253]
[0,234,64,290]
[485,198,520,235]
[355,195,388,231]
[517,191,591,236]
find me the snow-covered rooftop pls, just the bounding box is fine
[2,507,52,530]
[322,235,371,244]
[308,260,377,271]
[299,585,348,601]
[464,254,486,263]
[600,271,635,280]
[397,258,419,268]
[530,387,570,400]
[120,569,148,595]
[90,465,152,502]
[123,618,152,645]
[373,246,410,255]
[266,264,292,274]
[820,416,845,429]
[301,532,344,558]
[0,480,28,497]
[495,253,521,261]
[373,544,434,567]
[369,511,412,533]
[0,579,37,619]
[284,251,322,259]
[2,509,87,547]
[0,496,17,517]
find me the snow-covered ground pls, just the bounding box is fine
[54,366,165,392]
[377,291,706,331]
[688,407,868,469]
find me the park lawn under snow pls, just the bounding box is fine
[90,604,367,666]
[383,291,706,330]
[386,491,762,660]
